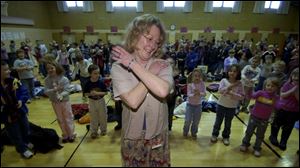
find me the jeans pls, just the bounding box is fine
[21,78,34,99]
[79,76,90,97]
[183,103,202,136]
[5,112,30,154]
[270,109,299,147]
[242,115,268,151]
[212,104,236,139]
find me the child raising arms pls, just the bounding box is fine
[183,68,206,139]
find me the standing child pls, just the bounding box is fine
[269,68,299,151]
[255,54,273,91]
[211,64,244,145]
[44,61,76,143]
[224,49,238,74]
[83,64,108,139]
[240,77,280,157]
[13,49,36,103]
[71,52,91,101]
[240,56,261,113]
[1,61,34,159]
[183,68,206,139]
[56,44,71,80]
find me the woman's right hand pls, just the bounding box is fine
[111,45,134,68]
[149,60,168,75]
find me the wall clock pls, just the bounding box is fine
[170,24,176,31]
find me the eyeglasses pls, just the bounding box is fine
[142,34,160,47]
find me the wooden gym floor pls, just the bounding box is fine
[1,68,299,167]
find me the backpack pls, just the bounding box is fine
[71,103,89,120]
[206,83,220,93]
[29,122,63,154]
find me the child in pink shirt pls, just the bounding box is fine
[183,68,206,139]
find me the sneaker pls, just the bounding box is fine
[27,143,34,150]
[91,132,98,139]
[68,137,75,143]
[62,138,68,143]
[26,99,32,104]
[100,131,107,136]
[240,145,248,152]
[222,138,230,146]
[210,136,218,143]
[114,124,122,131]
[33,96,40,99]
[68,134,77,142]
[22,150,33,159]
[191,134,197,139]
[269,136,279,146]
[278,144,287,151]
[254,150,261,157]
[183,132,188,137]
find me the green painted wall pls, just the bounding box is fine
[3,1,299,32]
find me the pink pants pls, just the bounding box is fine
[52,101,75,139]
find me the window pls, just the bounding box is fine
[264,1,281,9]
[112,1,137,8]
[213,1,235,8]
[163,1,185,8]
[66,1,83,8]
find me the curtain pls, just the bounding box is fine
[204,1,213,13]
[136,1,143,13]
[253,1,265,14]
[232,1,242,13]
[156,1,165,13]
[183,1,192,13]
[57,1,69,12]
[106,1,114,12]
[83,1,94,12]
[277,1,290,14]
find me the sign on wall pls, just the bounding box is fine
[111,26,118,33]
[251,27,259,33]
[227,26,235,33]
[273,28,280,34]
[86,26,94,33]
[204,26,212,33]
[63,26,71,33]
[1,32,26,40]
[180,27,187,33]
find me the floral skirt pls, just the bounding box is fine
[121,131,170,167]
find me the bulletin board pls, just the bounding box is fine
[198,33,216,42]
[267,33,286,56]
[62,33,76,44]
[1,31,26,41]
[222,33,239,42]
[106,33,124,45]
[244,33,262,44]
[175,33,193,42]
[84,33,99,46]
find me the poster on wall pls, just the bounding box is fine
[251,27,259,33]
[204,26,212,33]
[227,26,235,33]
[1,32,25,40]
